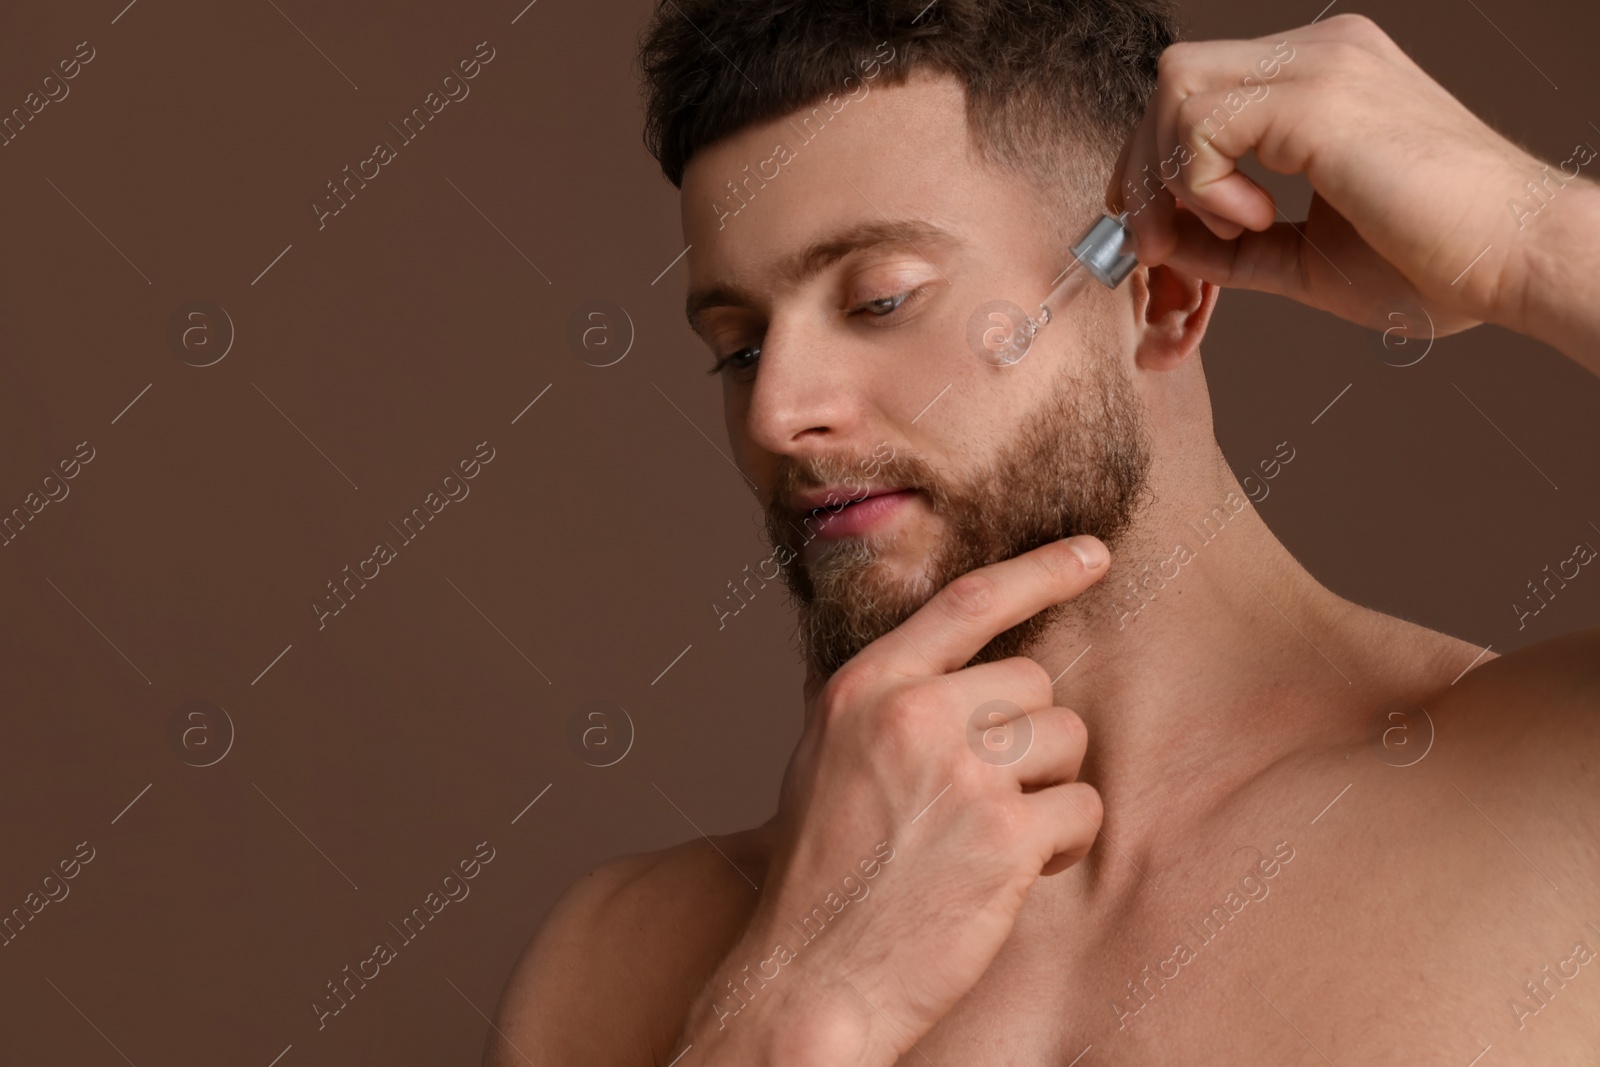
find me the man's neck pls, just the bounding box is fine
[1039,481,1477,852]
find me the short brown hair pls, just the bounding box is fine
[637,0,1183,227]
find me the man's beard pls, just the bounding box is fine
[763,340,1155,681]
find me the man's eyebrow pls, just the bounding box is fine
[684,218,964,334]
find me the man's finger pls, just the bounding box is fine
[1123,33,1311,245]
[1115,95,1181,266]
[1162,207,1308,296]
[1007,706,1089,790]
[1171,89,1302,230]
[854,536,1109,678]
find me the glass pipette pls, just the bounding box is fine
[971,212,1139,365]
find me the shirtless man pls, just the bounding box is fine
[487,5,1600,1064]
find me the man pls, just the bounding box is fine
[488,3,1600,1063]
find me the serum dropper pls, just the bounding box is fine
[969,211,1140,365]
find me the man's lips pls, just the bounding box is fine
[790,487,919,540]
[789,485,912,519]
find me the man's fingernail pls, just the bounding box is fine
[1067,537,1108,569]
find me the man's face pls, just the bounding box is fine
[681,69,1157,680]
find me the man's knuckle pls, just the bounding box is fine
[1059,707,1088,751]
[1158,41,1196,76]
[1175,92,1221,133]
[1320,39,1376,78]
[818,664,872,719]
[1069,784,1105,832]
[1008,656,1054,696]
[943,571,997,621]
[1328,11,1384,41]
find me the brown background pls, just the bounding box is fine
[1,0,1597,1062]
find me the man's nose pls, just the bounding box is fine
[742,316,868,454]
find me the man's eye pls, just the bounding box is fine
[860,292,910,316]
[704,286,930,378]
[706,343,760,376]
[852,285,930,319]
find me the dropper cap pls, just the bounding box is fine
[1073,212,1139,288]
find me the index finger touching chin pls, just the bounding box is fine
[864,537,1110,679]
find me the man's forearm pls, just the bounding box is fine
[672,939,885,1067]
[1502,174,1600,376]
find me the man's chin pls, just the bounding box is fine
[796,522,1090,679]
[795,534,945,676]
[804,527,899,569]
[808,530,938,604]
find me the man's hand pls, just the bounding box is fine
[1107,13,1599,354]
[676,535,1110,1066]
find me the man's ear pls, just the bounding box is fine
[1130,264,1219,371]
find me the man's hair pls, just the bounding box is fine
[637,0,1184,227]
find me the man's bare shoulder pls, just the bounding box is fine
[1419,623,1600,829]
[1435,623,1600,731]
[484,822,773,1066]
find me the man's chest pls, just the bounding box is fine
[892,783,1600,1066]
